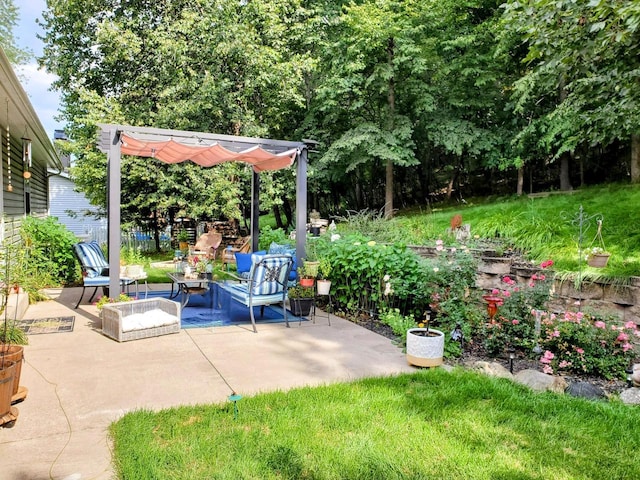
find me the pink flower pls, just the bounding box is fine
[623,343,633,352]
[550,313,556,320]
[503,291,511,298]
[529,282,535,288]
[541,260,554,269]
[538,274,546,281]
[558,360,571,368]
[576,311,583,320]
[617,332,629,342]
[624,321,636,330]
[436,239,443,245]
[512,319,519,325]
[491,288,499,295]
[552,329,560,338]
[542,365,554,374]
[575,347,584,354]
[594,321,606,329]
[542,350,554,361]
[436,245,444,251]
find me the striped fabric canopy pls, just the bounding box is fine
[120,132,298,172]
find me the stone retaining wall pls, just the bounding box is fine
[409,245,640,324]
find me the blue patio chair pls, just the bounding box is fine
[218,254,294,333]
[72,242,134,308]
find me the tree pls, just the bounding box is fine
[0,0,31,64]
[39,0,317,234]
[314,0,423,218]
[503,0,640,184]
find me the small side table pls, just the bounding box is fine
[312,293,332,326]
[126,274,148,299]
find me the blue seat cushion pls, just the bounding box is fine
[235,250,266,274]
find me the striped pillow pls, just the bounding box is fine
[74,242,109,278]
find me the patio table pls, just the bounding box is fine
[167,272,214,308]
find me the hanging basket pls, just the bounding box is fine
[588,253,610,268]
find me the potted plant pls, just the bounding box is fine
[177,229,190,253]
[1,251,29,425]
[406,314,444,367]
[586,247,610,268]
[298,264,316,288]
[288,285,315,316]
[316,257,332,295]
[121,244,146,278]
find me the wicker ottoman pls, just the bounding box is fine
[102,298,181,342]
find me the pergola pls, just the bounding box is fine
[97,123,311,295]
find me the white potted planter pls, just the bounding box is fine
[316,279,331,295]
[406,328,444,367]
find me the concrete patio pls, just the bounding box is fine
[0,285,414,479]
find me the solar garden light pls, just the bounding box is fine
[228,392,242,420]
[508,347,516,374]
[626,363,634,388]
[450,323,464,355]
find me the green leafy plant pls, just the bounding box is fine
[177,229,189,242]
[20,215,78,287]
[317,257,332,280]
[95,293,135,311]
[379,308,416,347]
[287,285,315,299]
[121,244,145,266]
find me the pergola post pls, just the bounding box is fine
[107,128,121,296]
[295,147,308,265]
[251,170,260,252]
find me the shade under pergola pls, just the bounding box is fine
[97,124,310,297]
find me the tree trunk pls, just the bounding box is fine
[384,37,395,219]
[559,153,573,191]
[631,134,640,183]
[516,166,524,196]
[273,204,283,229]
[282,197,293,230]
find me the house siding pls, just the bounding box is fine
[48,173,106,238]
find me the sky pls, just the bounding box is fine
[13,0,64,139]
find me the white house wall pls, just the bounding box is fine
[48,173,105,239]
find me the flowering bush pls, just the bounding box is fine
[423,242,482,357]
[538,311,639,379]
[482,260,554,355]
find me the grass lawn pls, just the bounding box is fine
[110,369,640,479]
[364,183,640,280]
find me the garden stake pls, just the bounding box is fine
[228,393,242,420]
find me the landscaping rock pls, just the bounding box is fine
[468,361,513,380]
[631,371,640,388]
[619,388,640,405]
[514,369,567,393]
[565,381,606,400]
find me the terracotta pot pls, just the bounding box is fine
[587,254,610,268]
[299,278,315,288]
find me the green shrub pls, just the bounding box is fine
[258,225,291,251]
[379,308,417,347]
[19,216,78,288]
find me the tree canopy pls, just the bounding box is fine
[36,0,640,233]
